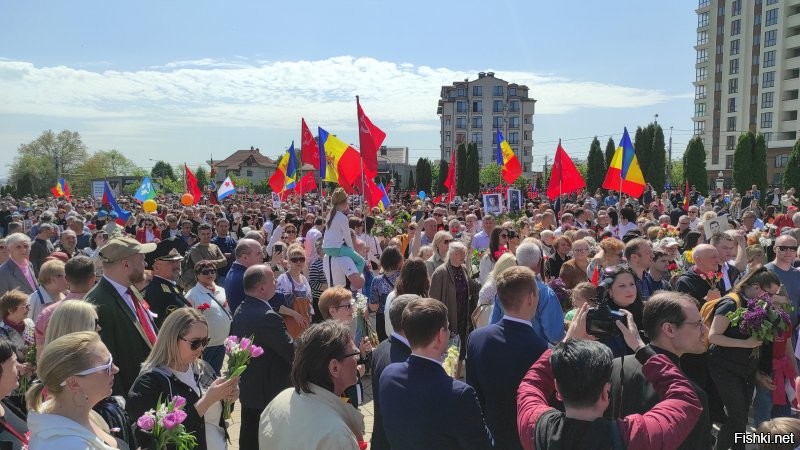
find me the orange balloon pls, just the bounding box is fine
[181,193,194,206]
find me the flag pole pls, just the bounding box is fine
[558,140,562,211]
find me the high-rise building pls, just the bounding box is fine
[437,72,536,174]
[693,0,795,187]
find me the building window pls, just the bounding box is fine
[752,95,758,104]
[765,29,777,47]
[726,154,734,168]
[508,132,519,144]
[762,91,774,108]
[456,101,467,113]
[767,0,778,4]
[732,0,741,15]
[731,19,741,35]
[524,115,531,124]
[713,116,721,129]
[457,87,465,96]
[456,117,466,129]
[456,133,466,144]
[697,30,708,45]
[718,24,725,36]
[471,132,483,144]
[696,67,708,81]
[509,100,520,112]
[764,132,773,142]
[246,170,253,177]
[695,103,706,116]
[755,14,761,26]
[764,50,776,67]
[715,81,722,92]
[472,100,482,113]
[694,121,705,135]
[445,131,451,142]
[699,0,709,7]
[493,100,503,112]
[523,148,529,156]
[754,34,760,46]
[697,85,707,99]
[444,115,451,126]
[472,116,482,128]
[728,97,737,112]
[492,116,503,128]
[698,12,709,27]
[716,62,723,73]
[761,112,773,128]
[727,116,737,131]
[509,86,517,96]
[524,131,530,140]
[716,43,723,54]
[730,39,740,55]
[753,54,760,65]
[444,147,451,158]
[718,4,725,15]
[493,85,504,97]
[509,116,520,128]
[763,71,775,88]
[729,59,739,74]
[765,8,778,26]
[776,154,790,167]
[727,79,737,94]
[472,85,483,97]
[698,48,708,62]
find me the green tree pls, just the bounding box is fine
[784,139,800,191]
[649,125,667,193]
[586,137,606,194]
[634,126,653,184]
[415,158,432,194]
[465,143,480,196]
[10,130,88,196]
[605,137,616,170]
[752,133,767,200]
[480,164,502,187]
[513,177,530,192]
[151,161,177,182]
[456,144,468,196]
[683,136,708,195]
[69,150,140,196]
[436,160,449,195]
[407,170,415,190]
[195,167,209,191]
[670,159,685,188]
[733,132,755,193]
[430,161,440,194]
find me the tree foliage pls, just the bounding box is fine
[683,136,708,195]
[752,133,767,199]
[465,143,480,196]
[650,125,666,192]
[633,126,653,185]
[784,138,800,191]
[604,137,616,170]
[586,137,606,194]
[480,164,501,187]
[69,150,140,197]
[733,132,755,194]
[415,158,432,194]
[195,167,209,190]
[456,144,468,196]
[407,171,415,190]
[436,160,449,195]
[151,161,177,182]
[10,130,88,196]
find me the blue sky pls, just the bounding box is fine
[0,0,698,179]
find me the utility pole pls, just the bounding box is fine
[543,155,549,187]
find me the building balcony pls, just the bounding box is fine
[788,13,800,29]
[785,76,800,91]
[787,33,800,51]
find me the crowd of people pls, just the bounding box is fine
[0,181,800,449]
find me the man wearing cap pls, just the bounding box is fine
[85,236,158,396]
[144,239,192,328]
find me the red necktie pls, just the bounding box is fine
[127,288,157,345]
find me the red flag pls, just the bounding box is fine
[184,165,202,204]
[297,172,317,195]
[357,96,386,178]
[301,118,320,169]
[683,180,690,212]
[364,178,384,208]
[443,149,456,201]
[591,266,600,286]
[546,142,586,201]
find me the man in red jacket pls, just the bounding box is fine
[516,305,702,450]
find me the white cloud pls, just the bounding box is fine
[0,56,681,136]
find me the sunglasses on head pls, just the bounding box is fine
[180,336,211,350]
[199,269,217,275]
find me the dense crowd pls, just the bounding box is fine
[0,181,800,449]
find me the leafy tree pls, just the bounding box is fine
[650,125,666,193]
[151,161,177,182]
[634,126,652,184]
[784,138,800,191]
[513,177,530,191]
[436,160,449,195]
[11,154,55,197]
[480,163,502,187]
[195,167,209,190]
[430,161,440,194]
[407,171,415,190]
[670,159,685,188]
[683,136,708,195]
[604,137,616,170]
[70,150,140,196]
[733,132,755,193]
[415,158,432,194]
[10,129,88,196]
[465,143,480,196]
[586,137,606,194]
[752,133,767,200]
[456,144,468,196]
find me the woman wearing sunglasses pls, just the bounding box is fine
[134,216,159,245]
[186,260,232,375]
[127,308,239,450]
[26,331,121,449]
[273,245,312,339]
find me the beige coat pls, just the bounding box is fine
[429,263,478,334]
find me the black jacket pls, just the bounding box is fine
[143,276,192,328]
[370,334,412,450]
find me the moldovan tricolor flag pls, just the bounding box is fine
[217,177,235,201]
[50,179,71,198]
[495,131,523,184]
[318,127,361,191]
[602,127,646,198]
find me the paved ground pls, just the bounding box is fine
[228,375,375,449]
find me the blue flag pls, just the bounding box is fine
[102,182,131,224]
[134,176,156,202]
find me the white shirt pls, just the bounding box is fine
[605,221,637,240]
[391,332,410,348]
[502,315,534,327]
[185,283,232,347]
[384,291,398,336]
[305,227,323,263]
[322,211,353,249]
[28,288,53,322]
[472,230,490,251]
[322,254,359,289]
[410,353,443,366]
[103,275,137,316]
[360,232,382,266]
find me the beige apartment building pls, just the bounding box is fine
[693,0,797,187]
[437,72,536,175]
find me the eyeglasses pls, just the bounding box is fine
[334,303,353,310]
[433,213,444,217]
[672,319,705,330]
[777,246,799,252]
[286,230,297,235]
[688,211,697,214]
[679,222,689,225]
[500,234,508,239]
[337,350,360,361]
[290,257,306,263]
[442,239,453,245]
[573,248,589,253]
[179,336,211,350]
[61,356,114,386]
[199,269,217,275]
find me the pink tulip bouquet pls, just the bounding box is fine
[136,395,197,450]
[222,335,264,419]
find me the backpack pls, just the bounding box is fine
[700,292,741,337]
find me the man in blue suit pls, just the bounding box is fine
[370,294,419,450]
[379,297,493,450]
[467,266,548,450]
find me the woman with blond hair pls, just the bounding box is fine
[127,308,239,450]
[43,300,98,346]
[28,259,68,322]
[26,331,121,449]
[425,231,453,277]
[475,252,518,328]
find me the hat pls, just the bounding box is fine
[108,211,118,219]
[622,229,642,244]
[145,239,184,268]
[331,188,347,205]
[45,252,69,263]
[97,210,108,218]
[98,236,156,263]
[659,237,680,248]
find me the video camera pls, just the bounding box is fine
[586,278,626,338]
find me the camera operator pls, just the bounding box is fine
[607,291,712,449]
[589,265,645,357]
[516,304,702,450]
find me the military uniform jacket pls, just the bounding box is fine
[144,275,191,328]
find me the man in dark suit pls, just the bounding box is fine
[370,294,418,450]
[230,264,294,450]
[608,292,711,449]
[379,297,493,450]
[85,236,158,397]
[466,267,548,450]
[0,233,38,296]
[144,239,191,328]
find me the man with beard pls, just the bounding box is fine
[54,229,78,259]
[85,236,157,396]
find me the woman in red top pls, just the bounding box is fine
[135,217,160,244]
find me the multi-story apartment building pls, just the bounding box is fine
[437,72,536,174]
[693,0,796,187]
